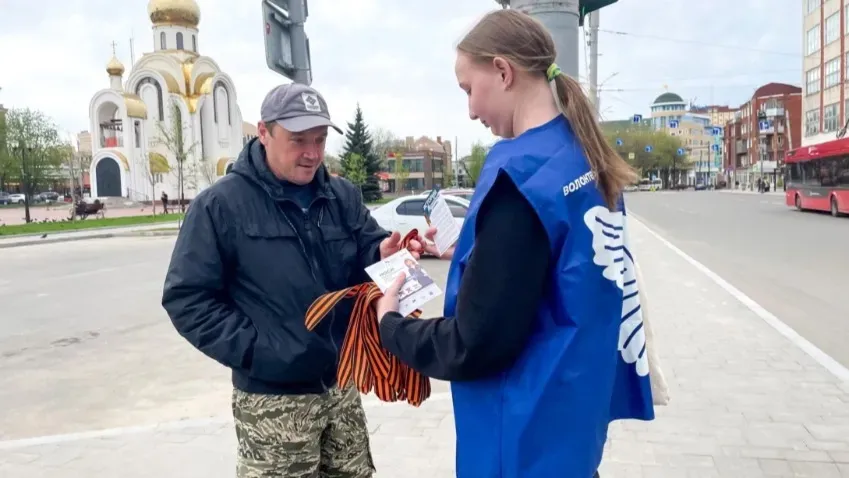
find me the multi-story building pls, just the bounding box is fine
[722,83,801,190]
[802,0,849,146]
[690,105,737,129]
[384,136,452,194]
[650,92,717,185]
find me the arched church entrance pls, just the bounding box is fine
[96,157,122,197]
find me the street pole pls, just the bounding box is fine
[16,141,32,223]
[502,0,581,78]
[288,0,310,85]
[588,10,600,118]
[708,146,712,188]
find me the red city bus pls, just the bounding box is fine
[784,137,849,217]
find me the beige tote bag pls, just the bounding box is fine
[634,260,670,406]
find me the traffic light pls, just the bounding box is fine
[262,0,312,85]
[579,0,618,26]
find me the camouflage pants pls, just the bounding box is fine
[232,385,375,478]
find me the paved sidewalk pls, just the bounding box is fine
[2,218,849,477]
[720,188,784,197]
[0,222,179,248]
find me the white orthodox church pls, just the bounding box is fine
[88,0,244,200]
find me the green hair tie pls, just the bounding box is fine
[546,63,561,81]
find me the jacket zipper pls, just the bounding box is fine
[280,200,338,391]
[303,203,341,386]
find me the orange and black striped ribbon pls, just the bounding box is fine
[305,229,431,407]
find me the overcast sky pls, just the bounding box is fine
[0,0,801,157]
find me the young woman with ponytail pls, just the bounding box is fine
[374,9,655,477]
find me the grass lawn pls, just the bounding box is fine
[0,213,183,237]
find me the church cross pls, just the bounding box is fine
[110,41,118,55]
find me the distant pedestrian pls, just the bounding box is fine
[160,191,168,214]
[373,9,654,478]
[162,83,423,477]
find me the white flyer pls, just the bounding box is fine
[364,249,442,317]
[422,189,461,257]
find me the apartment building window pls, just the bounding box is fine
[805,109,820,136]
[807,0,818,14]
[824,103,839,132]
[806,25,821,56]
[806,67,821,94]
[825,57,841,88]
[826,13,840,44]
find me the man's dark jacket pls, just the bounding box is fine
[162,138,389,395]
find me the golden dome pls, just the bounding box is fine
[147,0,200,28]
[106,56,125,76]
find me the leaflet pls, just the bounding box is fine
[422,188,461,257]
[365,249,442,317]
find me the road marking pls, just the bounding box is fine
[0,392,452,449]
[629,213,849,383]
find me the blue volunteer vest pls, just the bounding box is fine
[444,116,654,477]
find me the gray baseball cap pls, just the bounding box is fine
[260,83,343,134]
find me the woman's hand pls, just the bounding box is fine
[376,273,406,321]
[421,226,455,260]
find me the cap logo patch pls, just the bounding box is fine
[302,93,321,112]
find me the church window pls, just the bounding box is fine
[192,35,197,52]
[136,77,164,121]
[134,121,141,148]
[176,32,184,50]
[213,81,232,125]
[160,32,166,49]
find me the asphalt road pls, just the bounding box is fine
[0,237,450,440]
[626,190,849,369]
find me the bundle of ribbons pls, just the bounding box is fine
[304,229,431,407]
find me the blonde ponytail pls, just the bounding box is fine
[551,71,637,210]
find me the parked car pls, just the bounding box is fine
[438,188,475,201]
[36,191,60,202]
[371,194,469,239]
[8,193,26,204]
[0,192,10,205]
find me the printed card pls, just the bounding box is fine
[365,249,442,317]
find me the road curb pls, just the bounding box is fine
[0,222,180,249]
[114,230,179,238]
[0,233,117,249]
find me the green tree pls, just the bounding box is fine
[343,152,368,198]
[604,124,683,188]
[156,99,198,212]
[340,104,382,201]
[441,166,455,189]
[370,127,404,170]
[0,105,12,191]
[2,108,63,222]
[324,152,343,175]
[393,151,410,192]
[462,142,487,187]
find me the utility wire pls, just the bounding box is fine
[601,83,792,93]
[603,69,800,87]
[598,29,800,57]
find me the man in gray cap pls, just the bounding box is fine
[162,83,424,477]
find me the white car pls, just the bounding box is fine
[371,194,469,238]
[8,193,26,204]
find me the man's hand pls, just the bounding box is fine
[376,273,406,321]
[422,226,455,260]
[379,231,424,260]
